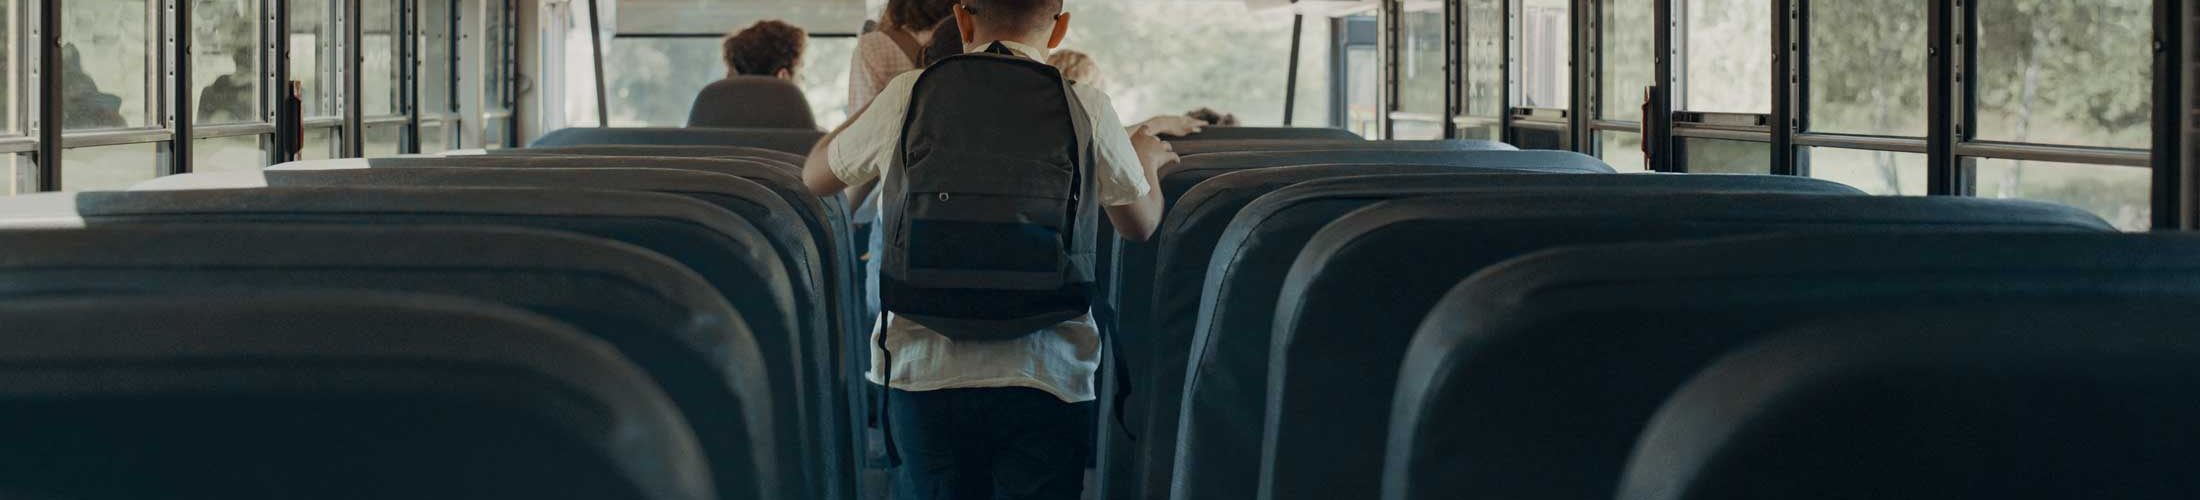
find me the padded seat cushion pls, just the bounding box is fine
[1387,232,2197,500]
[0,225,780,499]
[531,127,825,156]
[0,293,714,500]
[1166,174,1857,500]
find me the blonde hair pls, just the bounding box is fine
[1047,49,1103,87]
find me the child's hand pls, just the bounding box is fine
[1132,126,1180,170]
[1138,115,1206,138]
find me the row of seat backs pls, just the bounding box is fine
[0,225,767,499]
[1093,145,1609,500]
[0,292,714,500]
[1096,142,2120,500]
[1252,193,2107,499]
[1099,150,1618,500]
[1621,302,2200,500]
[122,152,863,498]
[1389,232,2200,500]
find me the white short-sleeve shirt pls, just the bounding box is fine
[828,40,1150,403]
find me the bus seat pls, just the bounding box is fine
[497,144,809,166]
[1161,150,1614,202]
[687,76,820,130]
[270,154,857,337]
[1265,195,2110,500]
[232,166,857,500]
[1619,302,2200,500]
[0,187,823,499]
[1169,126,1363,141]
[531,127,825,156]
[0,224,780,500]
[1172,138,1515,157]
[1168,175,1861,500]
[1387,232,2190,500]
[1101,163,1602,500]
[0,293,714,500]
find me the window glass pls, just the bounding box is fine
[1807,0,1923,136]
[484,120,509,149]
[60,142,160,191]
[1974,159,2150,231]
[289,0,336,117]
[63,0,151,130]
[300,127,337,160]
[0,0,17,134]
[1681,138,1770,173]
[193,134,266,173]
[1518,0,1569,108]
[1061,0,1321,125]
[1346,26,1379,136]
[362,0,401,116]
[418,122,447,153]
[4,154,28,194]
[798,37,854,128]
[363,123,401,156]
[1464,0,1502,117]
[420,0,452,115]
[1805,147,1925,195]
[603,37,708,127]
[1398,5,1445,116]
[1598,131,1646,171]
[484,0,510,110]
[1974,0,2150,148]
[1601,0,1652,121]
[1292,18,1334,128]
[1682,0,1768,113]
[1394,118,1443,141]
[193,0,261,124]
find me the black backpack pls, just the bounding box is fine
[878,42,1100,341]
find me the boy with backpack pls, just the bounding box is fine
[802,1,1175,498]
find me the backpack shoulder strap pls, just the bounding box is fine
[879,25,925,67]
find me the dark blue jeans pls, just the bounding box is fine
[887,387,1092,500]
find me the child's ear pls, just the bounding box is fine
[954,4,976,45]
[775,67,793,80]
[1047,12,1071,49]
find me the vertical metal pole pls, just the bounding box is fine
[585,0,607,126]
[1441,0,1458,139]
[342,0,363,157]
[1647,0,1673,171]
[2154,0,2189,230]
[272,0,292,165]
[1767,0,1794,176]
[1569,0,1591,151]
[170,0,192,174]
[1499,0,1513,142]
[1284,14,1303,126]
[400,0,419,153]
[1925,0,1958,195]
[35,0,61,190]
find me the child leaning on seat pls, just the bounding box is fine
[801,1,1178,498]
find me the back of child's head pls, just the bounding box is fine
[722,20,807,77]
[886,0,959,32]
[1046,49,1103,87]
[963,0,1064,34]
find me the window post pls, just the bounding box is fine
[35,0,62,190]
[170,0,193,174]
[1647,0,1673,171]
[2154,0,2191,230]
[1769,0,1797,176]
[342,0,362,157]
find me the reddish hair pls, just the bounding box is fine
[722,20,807,77]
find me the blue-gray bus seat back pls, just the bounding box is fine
[1386,231,2194,500]
[0,224,779,500]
